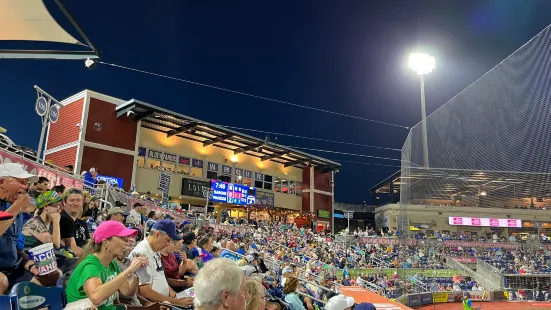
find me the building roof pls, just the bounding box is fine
[116,99,340,171]
[369,170,401,194]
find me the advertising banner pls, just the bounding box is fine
[453,257,477,263]
[449,216,521,228]
[432,292,448,303]
[0,148,83,189]
[255,190,275,208]
[358,237,520,250]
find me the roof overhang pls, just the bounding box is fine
[116,99,341,171]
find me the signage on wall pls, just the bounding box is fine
[255,173,263,181]
[138,147,146,157]
[97,175,124,188]
[235,168,242,176]
[255,191,274,208]
[181,178,211,198]
[318,210,331,218]
[334,213,344,218]
[243,170,252,179]
[207,162,219,172]
[448,217,521,228]
[192,159,204,168]
[157,172,171,200]
[148,149,162,160]
[162,152,178,163]
[210,180,256,205]
[178,156,190,165]
[222,165,232,175]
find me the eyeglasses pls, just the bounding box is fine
[154,253,164,272]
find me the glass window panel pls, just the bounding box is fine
[219,175,231,183]
[137,157,145,168]
[274,177,282,192]
[263,182,272,190]
[190,167,203,177]
[255,180,263,188]
[281,180,288,194]
[177,165,190,175]
[264,175,273,183]
[243,178,253,187]
[235,175,243,185]
[296,182,302,196]
[288,181,296,195]
[206,171,218,180]
[162,162,176,173]
[146,159,161,170]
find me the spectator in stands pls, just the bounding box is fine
[64,165,74,174]
[31,177,49,194]
[22,190,62,248]
[325,295,355,310]
[194,258,247,310]
[83,196,99,221]
[245,278,266,310]
[126,202,144,229]
[160,238,192,291]
[106,207,128,223]
[198,235,215,263]
[65,220,147,309]
[59,189,85,256]
[74,207,90,248]
[130,220,193,308]
[51,184,65,194]
[284,277,314,310]
[83,167,99,188]
[0,163,55,294]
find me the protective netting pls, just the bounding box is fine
[400,24,551,236]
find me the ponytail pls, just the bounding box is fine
[77,236,102,264]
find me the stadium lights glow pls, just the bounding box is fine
[480,191,487,196]
[409,53,435,75]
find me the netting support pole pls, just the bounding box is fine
[419,74,429,168]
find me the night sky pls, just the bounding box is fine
[1,0,551,204]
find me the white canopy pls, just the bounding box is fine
[0,0,82,45]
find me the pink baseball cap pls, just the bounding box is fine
[93,220,138,243]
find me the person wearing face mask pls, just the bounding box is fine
[130,219,193,308]
[22,190,63,248]
[65,221,147,309]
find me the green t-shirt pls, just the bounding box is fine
[66,254,122,310]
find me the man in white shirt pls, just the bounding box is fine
[129,219,192,308]
[126,202,144,228]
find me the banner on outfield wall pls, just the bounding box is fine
[0,148,83,189]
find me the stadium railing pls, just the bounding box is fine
[476,259,505,290]
[445,257,499,291]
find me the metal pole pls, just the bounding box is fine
[420,74,429,168]
[35,97,52,163]
[331,171,335,235]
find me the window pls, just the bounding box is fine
[146,158,161,170]
[206,171,218,180]
[255,180,263,188]
[274,177,282,192]
[137,157,145,168]
[264,175,272,191]
[161,162,176,173]
[281,180,288,194]
[190,167,203,177]
[295,181,302,196]
[243,178,253,187]
[288,181,296,195]
[263,182,272,190]
[177,165,190,175]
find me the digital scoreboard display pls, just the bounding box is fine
[448,217,521,228]
[211,180,256,205]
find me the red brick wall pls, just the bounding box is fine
[313,192,332,221]
[46,98,83,149]
[302,168,311,190]
[302,192,310,212]
[45,146,77,168]
[314,169,333,193]
[85,98,137,151]
[80,146,134,190]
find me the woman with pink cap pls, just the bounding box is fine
[65,221,149,310]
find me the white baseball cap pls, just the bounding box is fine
[325,295,355,310]
[89,167,99,172]
[0,163,38,183]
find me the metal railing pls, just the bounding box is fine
[445,257,499,290]
[476,259,504,290]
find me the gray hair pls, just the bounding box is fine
[194,258,244,308]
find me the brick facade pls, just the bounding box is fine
[46,98,83,149]
[80,146,134,191]
[45,146,77,168]
[84,98,137,151]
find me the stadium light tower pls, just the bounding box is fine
[409,53,435,168]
